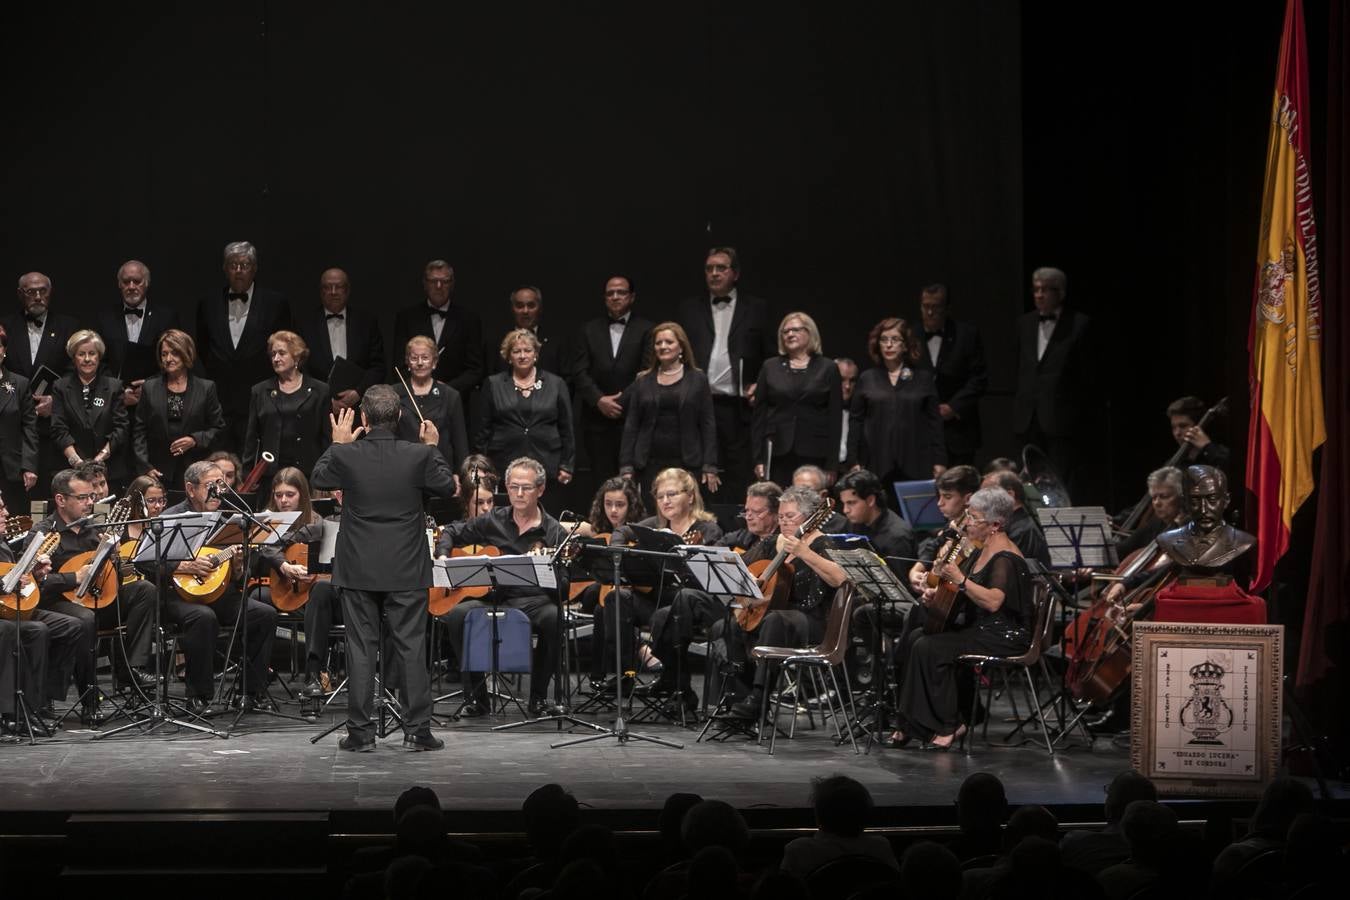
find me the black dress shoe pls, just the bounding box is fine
[243,693,278,713]
[339,734,376,752]
[301,675,325,698]
[403,730,444,751]
[124,667,159,689]
[184,697,216,718]
[459,701,488,718]
[729,692,765,719]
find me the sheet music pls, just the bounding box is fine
[1,530,49,593]
[1036,506,1116,568]
[824,546,914,603]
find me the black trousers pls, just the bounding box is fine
[340,588,431,739]
[712,396,752,499]
[715,608,825,691]
[583,585,658,679]
[163,586,277,698]
[442,591,557,701]
[301,582,342,671]
[649,587,727,691]
[0,614,74,713]
[37,580,156,701]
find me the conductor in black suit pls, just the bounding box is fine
[99,261,180,488]
[296,268,385,412]
[310,385,454,752]
[391,259,483,396]
[568,276,652,491]
[4,272,79,501]
[675,247,777,500]
[195,241,292,452]
[917,284,988,466]
[1012,267,1093,494]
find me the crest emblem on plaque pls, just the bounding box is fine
[1179,659,1234,746]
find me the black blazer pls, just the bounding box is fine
[675,293,776,395]
[393,380,470,472]
[0,311,79,382]
[296,305,385,395]
[50,373,129,461]
[619,369,718,474]
[751,356,843,465]
[194,285,292,419]
[568,314,653,421]
[918,317,988,457]
[392,302,483,395]
[0,371,38,481]
[132,375,226,482]
[1013,308,1093,437]
[310,428,454,592]
[96,303,180,382]
[477,371,575,479]
[847,366,947,479]
[242,375,332,477]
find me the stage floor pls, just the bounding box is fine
[0,685,1136,819]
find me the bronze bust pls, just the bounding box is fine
[1156,465,1255,576]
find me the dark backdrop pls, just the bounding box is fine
[0,1,1299,512]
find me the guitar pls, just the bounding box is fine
[0,532,61,620]
[922,514,981,635]
[735,500,834,632]
[172,545,240,603]
[62,494,136,609]
[429,543,500,617]
[270,542,330,612]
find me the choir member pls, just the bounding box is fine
[752,312,842,488]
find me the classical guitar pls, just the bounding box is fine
[270,542,330,612]
[172,545,239,604]
[0,532,61,620]
[735,500,834,632]
[62,494,136,609]
[921,514,981,635]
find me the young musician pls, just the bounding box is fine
[907,465,980,593]
[574,477,647,690]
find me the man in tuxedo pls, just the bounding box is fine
[675,247,776,500]
[4,272,79,501]
[1012,267,1093,495]
[568,276,652,492]
[310,386,452,751]
[490,285,564,377]
[194,241,292,452]
[835,357,859,473]
[391,259,483,396]
[917,284,988,466]
[296,268,385,412]
[99,260,180,489]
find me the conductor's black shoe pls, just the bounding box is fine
[459,701,489,718]
[403,730,444,751]
[302,675,325,698]
[339,734,376,752]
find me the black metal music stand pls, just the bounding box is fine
[1,527,56,743]
[96,512,227,740]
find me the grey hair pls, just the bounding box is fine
[510,285,543,304]
[360,384,402,431]
[1147,466,1184,497]
[184,459,222,486]
[1032,267,1066,292]
[118,259,151,286]
[968,487,1014,527]
[506,457,546,487]
[224,241,257,264]
[778,485,823,520]
[792,464,831,490]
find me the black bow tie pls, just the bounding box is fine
[326,312,345,321]
[123,306,144,318]
[24,313,44,326]
[610,316,628,326]
[1039,313,1058,323]
[428,307,447,319]
[227,292,249,302]
[711,296,732,307]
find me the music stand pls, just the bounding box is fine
[1,528,56,743]
[549,542,693,750]
[96,513,227,740]
[1037,506,1117,570]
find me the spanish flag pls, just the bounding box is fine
[1246,0,1325,593]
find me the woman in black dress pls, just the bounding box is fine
[619,321,719,495]
[242,330,331,485]
[894,487,1034,749]
[50,330,129,488]
[394,335,469,488]
[477,328,574,485]
[133,329,225,487]
[574,476,648,690]
[0,325,38,505]
[752,312,842,487]
[848,317,946,482]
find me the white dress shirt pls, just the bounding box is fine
[427,302,449,344]
[926,332,944,366]
[708,288,738,396]
[124,304,145,345]
[1037,313,1058,361]
[326,310,349,361]
[227,284,255,349]
[26,317,44,365]
[608,315,629,358]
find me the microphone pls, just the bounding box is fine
[558,510,580,523]
[94,494,116,506]
[207,479,227,500]
[61,514,100,532]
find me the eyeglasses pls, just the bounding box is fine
[63,492,98,503]
[506,483,539,494]
[20,286,50,297]
[407,355,435,364]
[705,264,732,273]
[655,490,688,502]
[781,326,807,335]
[604,289,631,297]
[878,336,904,345]
[425,277,453,287]
[144,496,167,507]
[225,261,254,272]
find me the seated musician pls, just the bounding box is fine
[1,491,83,726]
[980,469,1050,566]
[247,467,337,699]
[162,460,278,715]
[32,468,158,723]
[1110,466,1187,563]
[893,487,1034,749]
[622,467,725,714]
[838,468,915,561]
[716,481,783,551]
[907,465,980,593]
[458,453,497,520]
[725,485,849,719]
[573,477,650,691]
[1167,395,1230,473]
[435,456,566,718]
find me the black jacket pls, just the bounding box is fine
[96,303,180,382]
[0,371,38,481]
[917,317,988,457]
[296,305,385,396]
[132,375,226,481]
[847,366,946,479]
[0,311,79,383]
[242,375,332,478]
[195,285,293,420]
[1013,307,1093,437]
[50,373,129,461]
[477,371,575,479]
[392,302,483,396]
[619,369,718,474]
[393,380,470,472]
[675,293,776,396]
[310,428,454,592]
[568,314,653,423]
[751,355,843,465]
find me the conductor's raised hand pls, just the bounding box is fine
[419,418,440,447]
[330,407,366,444]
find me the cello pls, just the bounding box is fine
[1115,397,1227,539]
